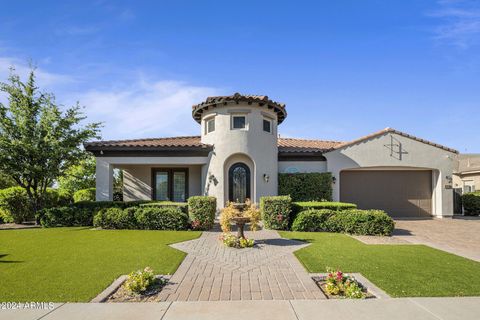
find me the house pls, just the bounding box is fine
[453,154,480,193]
[85,93,458,218]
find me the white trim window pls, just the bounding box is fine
[231,115,247,130]
[263,118,272,133]
[206,118,215,134]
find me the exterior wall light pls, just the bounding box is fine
[263,174,270,183]
[332,176,337,184]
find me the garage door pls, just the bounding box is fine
[340,170,432,218]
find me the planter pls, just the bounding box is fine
[91,275,170,302]
[312,275,376,299]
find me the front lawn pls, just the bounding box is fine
[280,231,480,297]
[0,228,200,302]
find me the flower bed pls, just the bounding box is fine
[105,267,169,302]
[312,269,374,299]
[219,233,254,248]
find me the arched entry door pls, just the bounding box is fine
[228,162,251,203]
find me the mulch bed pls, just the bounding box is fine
[311,276,376,299]
[106,277,168,302]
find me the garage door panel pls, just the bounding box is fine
[340,170,432,218]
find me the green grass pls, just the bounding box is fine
[0,228,201,302]
[280,231,480,297]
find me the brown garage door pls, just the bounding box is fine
[340,170,432,218]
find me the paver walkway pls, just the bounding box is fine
[157,227,325,301]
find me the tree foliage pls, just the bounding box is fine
[0,68,101,219]
[57,154,96,194]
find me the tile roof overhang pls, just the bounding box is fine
[84,136,341,157]
[326,127,459,154]
[192,93,287,124]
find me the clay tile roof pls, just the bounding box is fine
[330,127,459,154]
[85,136,341,153]
[278,137,342,152]
[192,93,287,124]
[84,136,210,149]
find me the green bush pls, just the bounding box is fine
[187,196,216,230]
[135,207,189,230]
[0,187,31,223]
[0,208,13,224]
[260,195,292,230]
[73,188,96,202]
[39,207,93,227]
[293,201,357,212]
[278,172,333,202]
[140,201,188,213]
[462,192,480,216]
[93,207,137,229]
[291,209,335,232]
[291,208,395,236]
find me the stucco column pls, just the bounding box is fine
[96,158,113,201]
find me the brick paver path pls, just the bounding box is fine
[157,228,325,301]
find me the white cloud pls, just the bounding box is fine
[74,79,221,140]
[0,56,74,88]
[430,0,480,49]
[0,54,223,140]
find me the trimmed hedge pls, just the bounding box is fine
[73,188,96,202]
[260,195,292,230]
[0,187,72,223]
[462,192,480,216]
[293,201,357,213]
[188,196,216,230]
[93,206,189,230]
[136,207,189,230]
[278,172,333,202]
[140,201,188,213]
[291,209,395,236]
[39,207,93,227]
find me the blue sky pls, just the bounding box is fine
[0,0,479,152]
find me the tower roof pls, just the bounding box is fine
[192,93,287,124]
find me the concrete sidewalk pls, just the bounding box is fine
[1,298,479,320]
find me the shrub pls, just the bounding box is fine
[124,267,156,294]
[93,207,137,229]
[39,207,92,227]
[135,207,189,230]
[291,209,394,236]
[140,201,188,213]
[0,187,31,223]
[328,209,395,236]
[291,209,335,232]
[188,196,216,230]
[0,208,13,224]
[73,188,96,202]
[462,192,480,216]
[278,172,333,201]
[293,201,357,212]
[220,233,255,248]
[260,195,292,230]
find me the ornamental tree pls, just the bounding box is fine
[0,68,101,221]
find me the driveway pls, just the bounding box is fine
[393,217,480,262]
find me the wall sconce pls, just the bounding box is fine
[263,174,270,183]
[332,176,337,184]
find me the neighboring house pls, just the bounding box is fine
[85,93,458,218]
[453,154,480,193]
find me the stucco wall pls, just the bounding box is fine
[324,132,456,217]
[278,161,327,173]
[453,172,480,192]
[200,103,279,207]
[119,164,202,202]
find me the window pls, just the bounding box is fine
[153,168,188,202]
[232,115,246,129]
[206,118,215,133]
[263,118,272,133]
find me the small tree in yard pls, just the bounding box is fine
[0,68,101,221]
[58,153,96,195]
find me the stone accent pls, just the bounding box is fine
[157,228,325,301]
